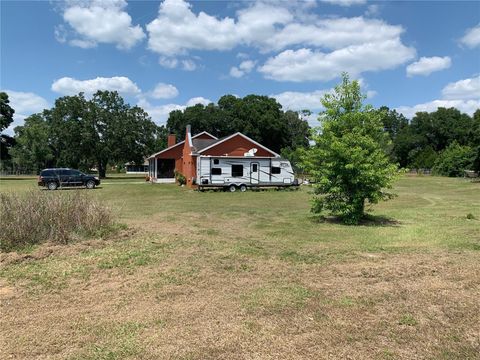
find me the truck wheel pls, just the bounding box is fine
[228,185,237,192]
[47,182,58,190]
[239,184,247,192]
[85,180,96,189]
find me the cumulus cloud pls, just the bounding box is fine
[150,83,179,99]
[460,23,480,48]
[397,75,480,119]
[58,0,145,50]
[1,90,50,134]
[147,0,240,56]
[396,99,480,119]
[441,75,480,100]
[137,96,212,126]
[259,40,415,82]
[146,0,412,63]
[230,60,256,78]
[145,1,414,80]
[186,97,212,106]
[271,90,327,111]
[406,56,451,77]
[271,79,375,111]
[51,76,141,97]
[137,98,186,126]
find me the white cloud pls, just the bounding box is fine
[230,60,256,78]
[147,0,239,56]
[365,4,380,17]
[150,83,179,99]
[54,24,67,43]
[259,40,415,82]
[60,0,145,50]
[181,59,197,71]
[229,67,244,78]
[159,56,179,69]
[271,90,327,111]
[320,0,366,6]
[69,38,97,49]
[137,96,212,126]
[441,75,480,100]
[1,90,50,134]
[406,56,451,77]
[137,98,186,126]
[396,100,480,119]
[460,23,480,48]
[186,97,212,106]
[51,76,141,97]
[397,75,480,119]
[271,80,376,111]
[146,1,411,66]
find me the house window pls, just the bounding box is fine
[211,168,222,175]
[271,167,281,174]
[232,165,243,177]
[213,159,219,165]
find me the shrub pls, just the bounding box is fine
[432,142,475,177]
[0,190,115,251]
[174,170,186,186]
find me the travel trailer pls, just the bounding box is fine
[196,153,297,192]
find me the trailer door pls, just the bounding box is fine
[251,162,259,184]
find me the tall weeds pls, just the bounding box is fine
[0,190,115,251]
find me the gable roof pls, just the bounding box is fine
[197,132,280,157]
[147,131,217,159]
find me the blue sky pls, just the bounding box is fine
[1,0,479,134]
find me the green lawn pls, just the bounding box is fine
[0,176,479,359]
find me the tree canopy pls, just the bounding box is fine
[11,91,165,177]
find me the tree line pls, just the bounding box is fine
[378,106,479,175]
[0,89,478,178]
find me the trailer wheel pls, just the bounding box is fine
[239,184,247,192]
[228,184,237,192]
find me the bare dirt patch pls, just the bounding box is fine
[1,247,479,359]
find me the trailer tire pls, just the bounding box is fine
[228,184,237,192]
[239,184,247,192]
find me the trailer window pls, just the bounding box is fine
[213,159,219,165]
[271,167,281,174]
[232,165,243,177]
[252,164,258,172]
[211,168,222,175]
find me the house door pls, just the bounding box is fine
[250,162,259,184]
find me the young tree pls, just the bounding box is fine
[305,73,399,224]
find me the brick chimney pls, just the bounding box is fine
[167,134,176,147]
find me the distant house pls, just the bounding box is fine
[124,161,148,174]
[147,125,280,188]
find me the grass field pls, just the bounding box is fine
[0,176,479,359]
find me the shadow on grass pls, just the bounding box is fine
[40,186,103,191]
[310,213,401,227]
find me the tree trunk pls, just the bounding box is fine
[98,161,107,179]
